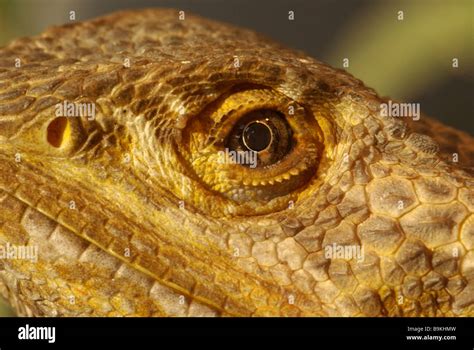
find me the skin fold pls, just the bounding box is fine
[0,9,473,316]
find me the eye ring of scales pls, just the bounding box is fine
[0,9,473,317]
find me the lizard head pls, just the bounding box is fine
[0,9,473,316]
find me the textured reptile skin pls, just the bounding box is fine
[0,9,473,316]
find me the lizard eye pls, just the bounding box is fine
[225,109,293,167]
[181,86,326,215]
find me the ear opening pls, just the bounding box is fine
[46,117,70,148]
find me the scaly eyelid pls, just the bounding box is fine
[177,86,327,215]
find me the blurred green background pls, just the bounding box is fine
[0,0,472,316]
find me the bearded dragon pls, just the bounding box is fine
[0,9,473,316]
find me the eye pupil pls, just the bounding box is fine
[243,121,272,152]
[225,109,292,167]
